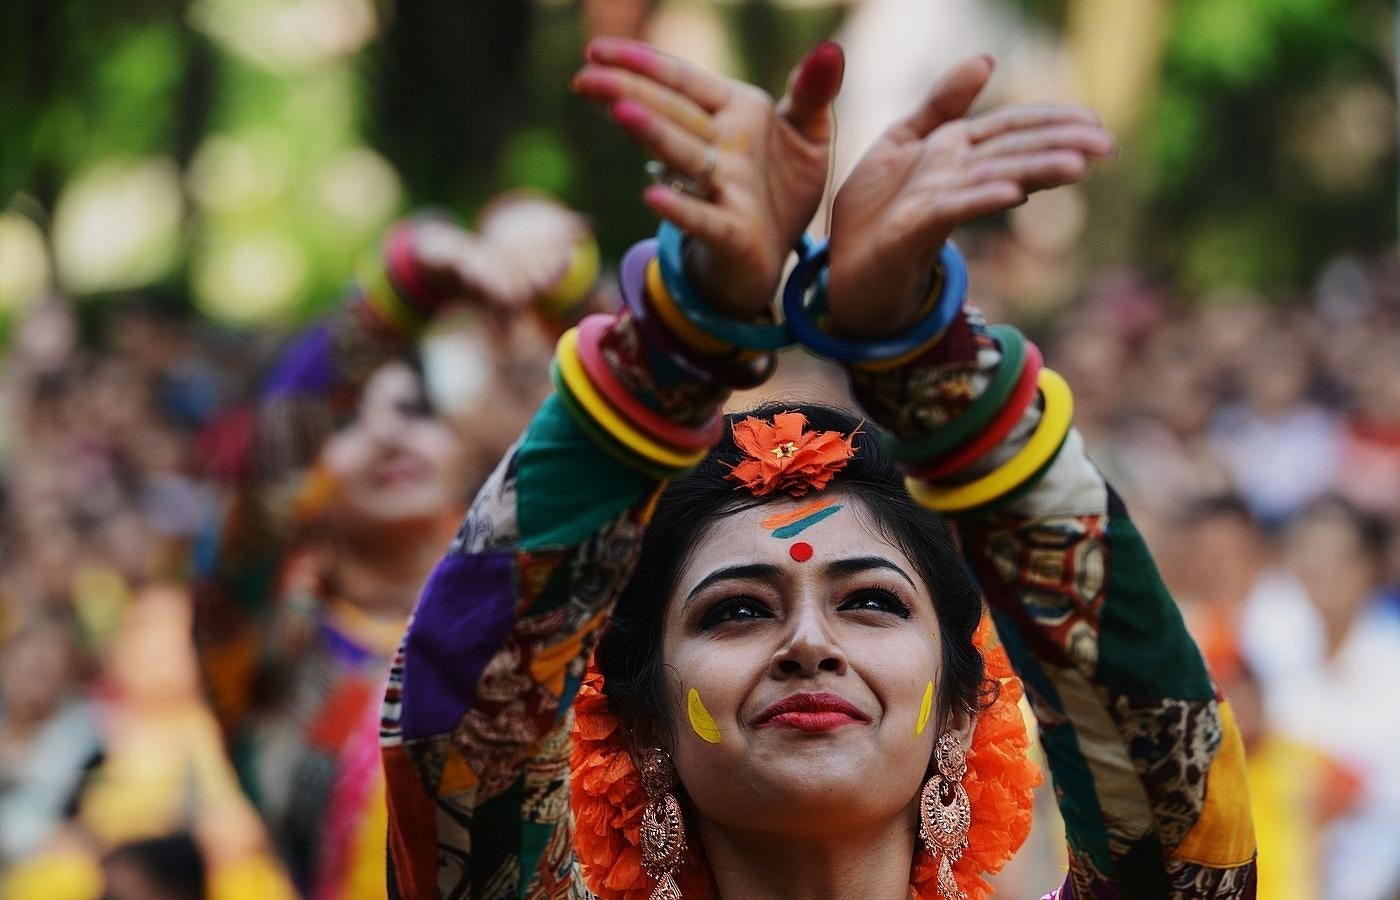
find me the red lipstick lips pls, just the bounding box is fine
[754,692,871,732]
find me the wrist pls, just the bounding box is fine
[825,248,941,339]
[682,241,773,320]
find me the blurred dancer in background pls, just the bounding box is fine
[194,192,599,897]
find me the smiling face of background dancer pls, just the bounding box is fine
[318,361,464,540]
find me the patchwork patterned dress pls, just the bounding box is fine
[380,297,1258,898]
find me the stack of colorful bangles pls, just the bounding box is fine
[354,219,448,339]
[615,224,800,389]
[552,316,727,480]
[551,222,807,478]
[782,238,1074,515]
[556,221,1074,500]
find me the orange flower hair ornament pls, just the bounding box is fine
[569,614,1042,900]
[725,410,858,497]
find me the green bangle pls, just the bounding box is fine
[883,325,1028,464]
[550,359,692,481]
[656,222,798,351]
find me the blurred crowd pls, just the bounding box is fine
[1,227,1399,900]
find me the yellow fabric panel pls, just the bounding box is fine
[1,850,101,900]
[209,856,298,900]
[1174,701,1257,867]
[344,775,391,900]
[1247,736,1323,900]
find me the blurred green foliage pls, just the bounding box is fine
[1135,0,1395,292]
[0,0,1394,329]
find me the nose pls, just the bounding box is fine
[768,599,847,679]
[363,402,409,446]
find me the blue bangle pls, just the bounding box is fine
[783,240,968,364]
[656,221,801,351]
[620,240,777,389]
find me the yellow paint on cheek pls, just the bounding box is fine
[915,681,934,737]
[687,688,722,744]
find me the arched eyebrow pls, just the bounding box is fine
[683,563,782,609]
[681,556,915,609]
[824,556,916,589]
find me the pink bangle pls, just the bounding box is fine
[385,223,440,318]
[575,314,725,453]
[906,340,1044,482]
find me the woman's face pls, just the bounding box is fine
[319,362,462,532]
[659,492,943,838]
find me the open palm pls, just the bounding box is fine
[827,57,1115,337]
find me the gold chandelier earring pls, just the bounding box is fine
[639,747,687,900]
[920,731,972,900]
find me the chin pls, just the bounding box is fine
[358,485,452,523]
[692,746,915,834]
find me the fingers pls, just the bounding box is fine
[970,122,1116,160]
[777,40,844,141]
[967,104,1100,142]
[573,65,717,140]
[612,99,715,179]
[642,184,732,249]
[912,180,1025,239]
[898,55,995,140]
[962,150,1090,193]
[586,36,731,112]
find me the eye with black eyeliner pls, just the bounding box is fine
[696,595,775,631]
[838,587,912,619]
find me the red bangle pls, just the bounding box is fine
[385,224,440,318]
[575,314,725,453]
[906,340,1044,482]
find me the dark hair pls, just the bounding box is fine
[102,832,206,900]
[595,402,988,746]
[1294,495,1391,564]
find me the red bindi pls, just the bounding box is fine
[789,541,814,563]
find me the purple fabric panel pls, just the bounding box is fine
[262,323,335,397]
[320,619,377,668]
[398,550,517,740]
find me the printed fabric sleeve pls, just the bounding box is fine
[380,303,728,900]
[193,218,457,734]
[850,307,1258,899]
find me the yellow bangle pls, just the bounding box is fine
[850,271,950,373]
[539,235,600,318]
[645,257,737,356]
[646,257,766,362]
[556,327,710,471]
[359,257,424,336]
[905,367,1073,513]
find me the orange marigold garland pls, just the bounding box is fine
[569,613,1041,900]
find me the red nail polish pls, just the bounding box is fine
[796,41,844,102]
[612,99,650,130]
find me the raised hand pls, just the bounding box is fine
[826,57,1115,337]
[573,37,843,318]
[411,196,589,313]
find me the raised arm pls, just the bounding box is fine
[195,208,595,733]
[826,59,1256,898]
[382,40,844,899]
